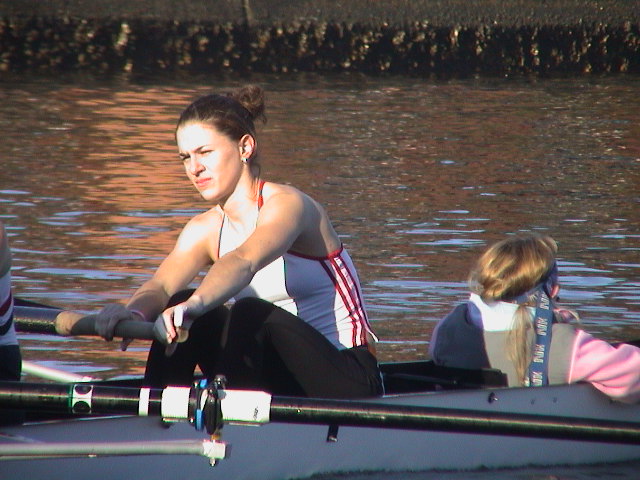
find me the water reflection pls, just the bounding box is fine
[0,73,638,377]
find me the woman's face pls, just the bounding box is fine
[176,122,243,203]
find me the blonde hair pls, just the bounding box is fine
[469,234,558,385]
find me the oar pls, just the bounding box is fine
[1,380,640,445]
[14,305,155,340]
[22,361,96,383]
[0,439,227,463]
[16,301,640,351]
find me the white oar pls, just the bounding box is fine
[0,439,227,464]
[22,361,95,383]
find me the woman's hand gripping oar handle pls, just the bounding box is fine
[15,306,156,341]
[173,305,190,343]
[56,310,156,340]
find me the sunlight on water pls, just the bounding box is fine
[1,73,638,368]
[2,72,639,480]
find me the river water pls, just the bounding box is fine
[1,72,639,478]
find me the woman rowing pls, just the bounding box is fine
[429,233,640,402]
[95,85,383,398]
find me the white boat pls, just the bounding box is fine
[3,300,640,479]
[1,366,640,480]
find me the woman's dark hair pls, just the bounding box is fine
[176,85,267,162]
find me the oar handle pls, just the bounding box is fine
[15,306,156,341]
[56,310,155,340]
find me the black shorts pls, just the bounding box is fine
[145,294,383,399]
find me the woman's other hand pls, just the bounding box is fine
[94,303,144,351]
[154,297,204,355]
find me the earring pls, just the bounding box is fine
[241,157,248,163]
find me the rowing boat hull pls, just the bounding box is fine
[2,382,640,480]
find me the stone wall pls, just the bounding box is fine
[1,1,638,76]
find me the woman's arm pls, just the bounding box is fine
[161,187,311,342]
[95,211,218,341]
[192,189,306,308]
[126,217,214,320]
[568,330,640,403]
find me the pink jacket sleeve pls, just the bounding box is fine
[568,330,640,403]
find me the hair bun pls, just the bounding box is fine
[231,85,266,123]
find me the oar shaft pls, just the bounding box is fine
[3,381,640,445]
[14,306,156,340]
[269,396,640,445]
[0,381,163,416]
[13,306,60,335]
[0,439,227,462]
[22,361,95,383]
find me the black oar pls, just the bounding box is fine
[1,380,640,445]
[14,304,155,340]
[0,380,164,416]
[16,301,640,351]
[0,379,227,462]
[272,396,640,445]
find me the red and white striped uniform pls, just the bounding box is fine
[218,185,375,350]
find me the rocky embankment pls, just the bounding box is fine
[0,0,638,75]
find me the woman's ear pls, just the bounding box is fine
[238,134,256,159]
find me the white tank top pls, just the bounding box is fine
[218,181,375,350]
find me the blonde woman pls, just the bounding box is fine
[429,233,640,403]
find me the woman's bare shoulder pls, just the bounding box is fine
[177,207,224,253]
[261,181,312,206]
[188,207,224,227]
